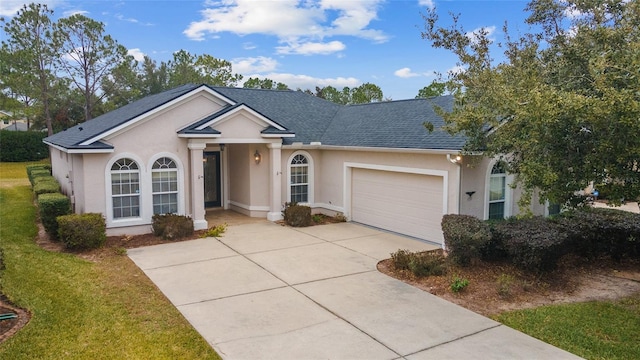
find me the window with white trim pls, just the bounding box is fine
[111,158,140,219]
[290,154,309,203]
[152,157,178,214]
[488,162,507,219]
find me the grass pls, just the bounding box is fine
[494,293,640,359]
[0,160,48,187]
[0,162,220,359]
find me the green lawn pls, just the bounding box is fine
[0,162,220,359]
[495,290,640,359]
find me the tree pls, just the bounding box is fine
[102,54,143,111]
[1,3,56,135]
[416,80,447,98]
[167,50,242,88]
[243,77,289,90]
[351,82,383,104]
[421,0,640,208]
[310,83,384,105]
[140,56,169,95]
[54,14,128,120]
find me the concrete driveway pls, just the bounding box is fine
[128,222,581,360]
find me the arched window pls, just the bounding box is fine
[111,158,140,219]
[488,162,507,219]
[152,157,178,214]
[290,154,309,203]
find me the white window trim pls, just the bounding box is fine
[484,159,513,220]
[148,153,186,216]
[286,150,314,205]
[105,153,146,228]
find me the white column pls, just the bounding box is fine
[267,142,283,221]
[188,141,208,230]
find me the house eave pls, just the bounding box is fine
[43,140,114,154]
[177,133,223,138]
[283,144,466,155]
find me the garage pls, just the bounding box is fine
[350,167,445,244]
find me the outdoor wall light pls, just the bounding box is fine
[447,153,462,165]
[465,191,476,199]
[254,150,261,164]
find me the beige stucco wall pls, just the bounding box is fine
[74,92,225,234]
[460,156,548,219]
[280,148,461,217]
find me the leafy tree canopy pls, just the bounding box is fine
[416,80,447,98]
[422,0,640,208]
[308,82,384,105]
[243,77,289,90]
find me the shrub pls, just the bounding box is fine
[312,214,323,223]
[558,208,640,260]
[499,217,569,273]
[283,203,312,227]
[200,223,227,238]
[0,130,49,162]
[441,214,491,266]
[390,249,412,271]
[496,273,515,298]
[390,249,446,277]
[38,193,71,240]
[29,169,51,186]
[408,251,446,277]
[152,213,194,240]
[482,220,510,262]
[57,213,106,250]
[33,176,60,196]
[450,275,470,293]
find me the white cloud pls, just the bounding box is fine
[242,42,257,50]
[418,0,435,10]
[251,72,360,90]
[231,56,279,73]
[0,0,63,17]
[394,67,420,78]
[183,0,388,48]
[447,65,466,76]
[116,13,138,23]
[276,40,346,55]
[62,9,89,17]
[465,25,497,44]
[128,48,145,62]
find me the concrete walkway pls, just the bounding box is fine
[128,222,581,360]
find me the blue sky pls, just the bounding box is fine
[1,1,534,100]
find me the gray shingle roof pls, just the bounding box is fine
[45,84,199,149]
[44,84,463,151]
[320,95,465,150]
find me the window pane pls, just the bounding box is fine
[489,202,505,219]
[489,176,505,201]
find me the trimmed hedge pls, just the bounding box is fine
[57,213,106,250]
[152,213,194,240]
[495,217,569,273]
[283,203,312,227]
[38,192,71,240]
[441,214,491,266]
[557,208,640,260]
[0,129,49,162]
[29,169,52,186]
[33,176,60,196]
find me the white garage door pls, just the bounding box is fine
[351,168,444,244]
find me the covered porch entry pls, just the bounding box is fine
[187,140,285,231]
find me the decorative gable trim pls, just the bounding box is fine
[79,85,234,146]
[194,104,288,131]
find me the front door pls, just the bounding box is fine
[203,151,221,208]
